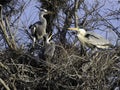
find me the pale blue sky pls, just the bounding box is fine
[17,0,120,45]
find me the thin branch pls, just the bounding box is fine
[0,4,2,20]
[0,78,10,90]
[74,0,79,27]
[98,13,120,38]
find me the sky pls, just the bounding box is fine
[17,0,120,46]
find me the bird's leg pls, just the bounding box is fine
[89,48,98,57]
[80,45,87,56]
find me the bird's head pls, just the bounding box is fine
[67,27,86,36]
[40,8,48,15]
[35,6,53,15]
[43,34,53,44]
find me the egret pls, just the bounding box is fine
[68,27,113,50]
[29,8,51,47]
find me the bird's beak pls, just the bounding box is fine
[35,6,53,14]
[68,28,78,31]
[47,11,53,14]
[48,34,53,41]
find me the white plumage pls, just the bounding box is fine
[68,28,113,49]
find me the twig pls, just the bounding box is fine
[98,13,120,38]
[0,78,10,90]
[0,4,2,20]
[0,62,8,71]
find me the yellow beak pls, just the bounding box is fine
[67,28,78,31]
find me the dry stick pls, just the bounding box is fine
[0,18,17,50]
[74,0,82,50]
[0,20,12,49]
[5,17,17,50]
[0,78,10,90]
[74,0,84,27]
[0,62,7,70]
[0,4,2,20]
[74,0,79,28]
[0,5,13,49]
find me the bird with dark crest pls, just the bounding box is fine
[29,7,52,47]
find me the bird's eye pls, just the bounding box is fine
[44,9,47,12]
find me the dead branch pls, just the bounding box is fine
[0,78,10,90]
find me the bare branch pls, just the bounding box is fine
[0,78,10,90]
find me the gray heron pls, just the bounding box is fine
[29,8,52,47]
[43,34,55,59]
[43,34,55,89]
[68,27,113,50]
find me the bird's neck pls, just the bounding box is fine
[40,14,47,25]
[40,14,44,18]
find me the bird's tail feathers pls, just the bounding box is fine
[103,43,115,49]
